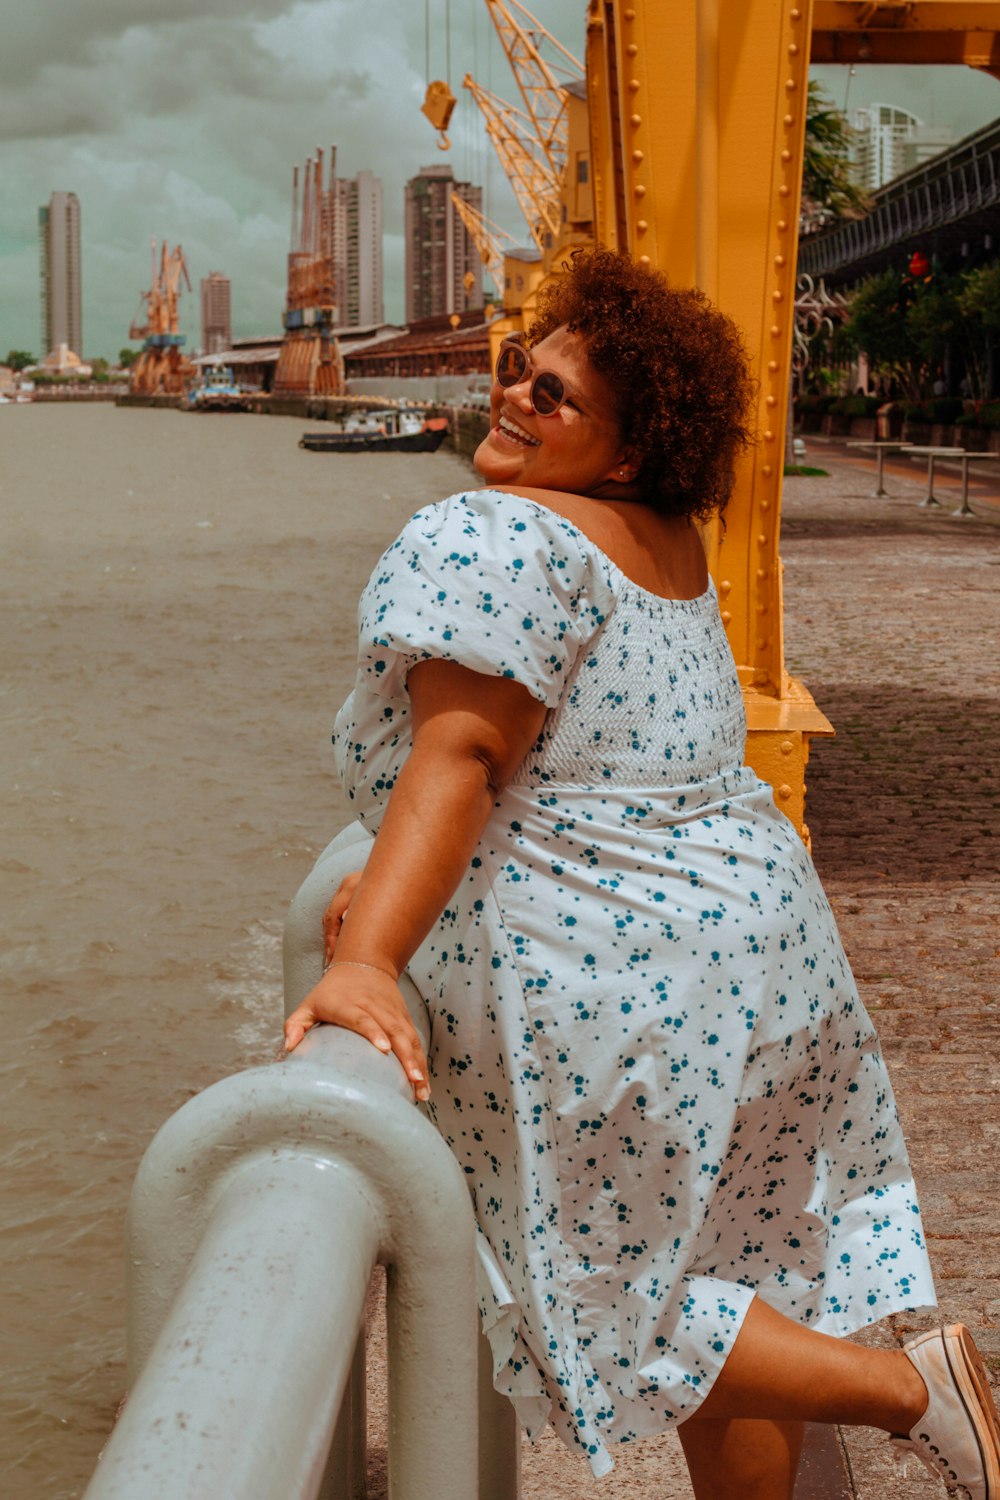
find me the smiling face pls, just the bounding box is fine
[473,325,633,497]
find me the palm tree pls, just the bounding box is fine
[800,82,871,234]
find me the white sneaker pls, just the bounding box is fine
[891,1325,1000,1498]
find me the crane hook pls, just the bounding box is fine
[421,80,456,153]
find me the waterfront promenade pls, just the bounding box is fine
[358,444,1000,1499]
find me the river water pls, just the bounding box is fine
[1,403,474,1498]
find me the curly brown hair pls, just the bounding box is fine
[526,247,756,521]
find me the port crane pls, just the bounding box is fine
[461,74,563,251]
[127,241,194,397]
[449,192,521,299]
[481,0,583,180]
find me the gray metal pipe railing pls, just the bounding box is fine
[85,824,521,1500]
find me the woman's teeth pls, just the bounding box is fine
[498,414,540,446]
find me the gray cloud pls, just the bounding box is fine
[2,2,995,360]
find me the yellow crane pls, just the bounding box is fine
[449,192,522,299]
[481,0,583,180]
[461,73,562,251]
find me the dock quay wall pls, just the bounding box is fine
[112,392,493,459]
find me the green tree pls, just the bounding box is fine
[118,347,139,368]
[841,268,923,399]
[800,83,870,232]
[956,262,1000,399]
[5,349,35,371]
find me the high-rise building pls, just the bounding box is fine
[404,165,483,322]
[328,169,384,327]
[39,191,82,357]
[200,272,232,355]
[850,104,955,191]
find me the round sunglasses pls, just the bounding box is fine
[495,339,573,416]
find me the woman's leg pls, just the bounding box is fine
[688,1297,926,1431]
[679,1417,804,1500]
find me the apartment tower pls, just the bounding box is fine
[200,272,232,355]
[39,191,82,357]
[404,165,483,322]
[327,169,384,327]
[850,104,955,190]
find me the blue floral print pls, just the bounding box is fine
[332,490,936,1477]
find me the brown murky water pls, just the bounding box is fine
[1,402,473,1498]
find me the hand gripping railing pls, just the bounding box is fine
[85,824,521,1500]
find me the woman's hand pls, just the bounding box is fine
[323,870,362,967]
[283,963,431,1103]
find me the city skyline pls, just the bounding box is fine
[2,2,998,361]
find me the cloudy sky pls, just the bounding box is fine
[2,1,997,362]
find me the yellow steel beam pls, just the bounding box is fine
[586,1,835,843]
[812,0,1000,72]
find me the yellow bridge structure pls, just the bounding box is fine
[428,0,1000,842]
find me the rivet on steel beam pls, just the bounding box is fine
[630,114,642,127]
[624,6,636,17]
[781,149,792,162]
[767,360,779,372]
[785,79,797,92]
[766,395,777,407]
[791,8,802,19]
[774,255,786,269]
[780,739,794,756]
[757,568,767,580]
[720,579,732,595]
[764,430,774,442]
[788,43,799,56]
[756,604,768,614]
[758,637,771,651]
[762,464,773,477]
[760,498,771,512]
[770,324,781,337]
[627,42,639,56]
[634,183,647,197]
[758,533,768,545]
[778,185,790,197]
[632,149,644,164]
[637,219,648,232]
[784,114,794,127]
[639,254,650,264]
[777,219,788,232]
[777,783,792,800]
[773,290,784,302]
[721,610,732,624]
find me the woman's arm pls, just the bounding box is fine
[283,660,548,1097]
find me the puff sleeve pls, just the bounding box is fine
[356,490,617,707]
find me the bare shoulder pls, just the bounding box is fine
[471,485,708,601]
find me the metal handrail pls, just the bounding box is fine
[85,823,521,1499]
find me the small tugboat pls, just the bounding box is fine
[299,410,448,453]
[186,365,251,412]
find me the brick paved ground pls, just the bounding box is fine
[365,449,1000,1498]
[780,447,1000,1497]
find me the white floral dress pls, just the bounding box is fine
[332,489,936,1476]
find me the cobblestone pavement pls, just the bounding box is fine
[365,451,1000,1498]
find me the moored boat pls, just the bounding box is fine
[186,365,251,412]
[299,413,448,453]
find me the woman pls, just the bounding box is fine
[285,249,999,1498]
